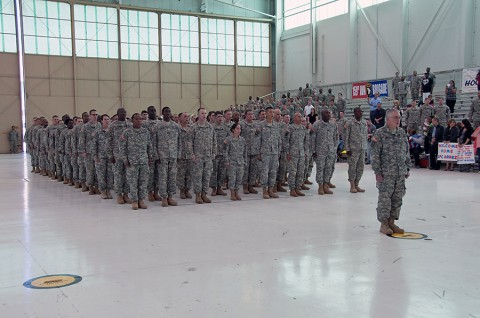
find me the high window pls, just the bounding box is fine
[120,9,158,61]
[237,21,269,67]
[200,18,234,65]
[0,0,16,52]
[161,14,199,63]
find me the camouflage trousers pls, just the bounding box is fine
[177,158,192,191]
[288,155,305,190]
[71,155,79,182]
[227,163,244,190]
[260,154,279,188]
[10,141,17,153]
[277,151,287,182]
[210,155,226,188]
[411,91,419,102]
[95,158,114,192]
[304,153,313,180]
[78,155,86,183]
[48,153,56,174]
[127,164,149,202]
[347,149,365,182]
[148,160,160,192]
[243,154,258,185]
[39,153,47,170]
[376,175,406,222]
[314,152,335,185]
[192,158,213,194]
[30,148,38,167]
[55,153,63,178]
[158,158,177,197]
[85,154,97,187]
[113,159,129,195]
[63,154,72,180]
[398,93,407,109]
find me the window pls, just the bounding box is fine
[22,0,72,56]
[200,18,234,65]
[74,4,118,59]
[161,14,199,63]
[120,9,158,61]
[356,0,390,9]
[237,21,269,67]
[284,0,311,30]
[316,0,348,21]
[0,0,16,52]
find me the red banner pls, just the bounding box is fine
[352,82,368,99]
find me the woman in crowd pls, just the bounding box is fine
[443,119,459,171]
[458,119,474,172]
[445,80,457,114]
[307,107,318,124]
[472,124,480,173]
[224,123,246,201]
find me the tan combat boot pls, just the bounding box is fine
[58,176,64,182]
[180,189,186,199]
[248,185,258,194]
[148,191,155,202]
[195,193,203,204]
[243,184,250,194]
[262,187,270,199]
[216,187,226,196]
[349,181,358,193]
[210,187,217,196]
[234,189,242,201]
[138,200,147,209]
[201,192,211,203]
[318,184,325,195]
[89,186,95,195]
[131,201,139,210]
[81,183,88,192]
[74,181,80,188]
[161,197,168,207]
[304,179,313,185]
[295,188,305,196]
[355,181,365,193]
[100,191,108,199]
[300,184,310,190]
[276,181,287,192]
[167,196,177,206]
[323,183,333,194]
[185,189,192,199]
[327,182,336,188]
[388,217,404,234]
[63,178,68,184]
[290,189,298,197]
[35,167,40,173]
[268,187,279,198]
[95,187,101,195]
[379,220,393,235]
[230,189,237,201]
[117,194,125,204]
[154,191,162,201]
[123,194,132,204]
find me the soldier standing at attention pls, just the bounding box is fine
[469,91,480,129]
[70,117,83,188]
[143,106,161,202]
[344,107,368,194]
[108,108,132,204]
[120,113,153,210]
[210,111,228,196]
[259,106,281,199]
[372,109,410,235]
[224,123,246,201]
[75,112,90,191]
[405,101,420,132]
[240,110,259,195]
[336,93,346,117]
[392,71,400,100]
[191,108,217,204]
[47,115,60,178]
[274,109,288,193]
[177,112,193,200]
[8,126,18,154]
[286,112,307,197]
[92,114,113,199]
[61,119,74,186]
[410,70,421,102]
[156,107,180,207]
[312,110,338,195]
[79,110,100,195]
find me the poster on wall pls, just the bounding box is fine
[462,68,479,93]
[457,145,475,164]
[438,142,458,162]
[352,80,389,99]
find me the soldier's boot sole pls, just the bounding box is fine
[216,188,227,196]
[327,182,336,188]
[268,187,279,198]
[290,189,298,197]
[148,192,155,202]
[318,185,325,195]
[201,193,211,203]
[234,190,242,201]
[195,193,204,204]
[117,195,125,204]
[138,200,147,209]
[388,217,404,234]
[295,188,305,196]
[350,181,358,193]
[355,181,365,193]
[379,221,393,235]
[243,184,250,194]
[300,184,310,190]
[95,187,101,195]
[123,194,132,204]
[88,186,95,195]
[100,191,108,199]
[185,190,192,199]
[131,202,139,210]
[262,188,270,199]
[210,187,217,196]
[161,198,168,207]
[304,179,313,185]
[248,185,258,194]
[323,183,333,194]
[230,189,237,201]
[81,183,88,192]
[154,191,162,201]
[74,182,81,189]
[276,182,287,192]
[167,196,177,206]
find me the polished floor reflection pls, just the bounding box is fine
[1,154,479,317]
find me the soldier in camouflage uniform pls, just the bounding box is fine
[143,106,161,202]
[336,93,346,117]
[372,109,410,235]
[419,99,434,129]
[54,117,68,182]
[286,112,307,197]
[433,98,450,127]
[92,114,113,199]
[392,72,400,100]
[224,123,246,201]
[240,110,260,194]
[410,70,421,102]
[37,118,49,175]
[191,108,217,204]
[312,110,339,195]
[259,106,281,199]
[469,92,480,129]
[344,107,368,194]
[156,107,180,207]
[70,116,83,188]
[119,113,153,210]
[177,112,193,199]
[328,99,338,120]
[210,111,229,196]
[60,119,74,185]
[25,118,39,172]
[46,115,60,179]
[404,101,420,132]
[302,117,314,185]
[79,110,100,195]
[274,109,288,193]
[108,108,132,204]
[74,112,89,191]
[395,77,409,109]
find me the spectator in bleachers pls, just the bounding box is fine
[373,102,386,129]
[426,117,445,170]
[469,91,480,129]
[369,92,382,122]
[458,119,474,172]
[408,129,423,168]
[445,80,457,114]
[307,108,318,124]
[443,119,459,171]
[472,125,480,173]
[365,118,376,165]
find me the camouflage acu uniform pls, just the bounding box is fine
[156,120,180,198]
[55,123,67,178]
[191,122,216,194]
[312,120,338,185]
[328,105,338,120]
[61,128,73,182]
[25,125,38,169]
[419,104,433,127]
[177,124,193,192]
[405,107,420,131]
[108,120,131,195]
[392,75,400,100]
[433,105,450,127]
[119,126,152,202]
[396,81,409,108]
[79,121,100,187]
[372,126,410,222]
[259,121,281,188]
[92,127,114,192]
[240,120,260,186]
[277,121,289,184]
[224,135,247,190]
[210,123,229,189]
[336,98,346,116]
[410,75,421,101]
[344,118,368,182]
[469,98,480,129]
[46,124,59,174]
[304,128,314,181]
[71,123,83,184]
[286,123,307,190]
[142,119,160,194]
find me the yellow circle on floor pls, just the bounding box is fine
[24,274,82,289]
[388,232,428,239]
